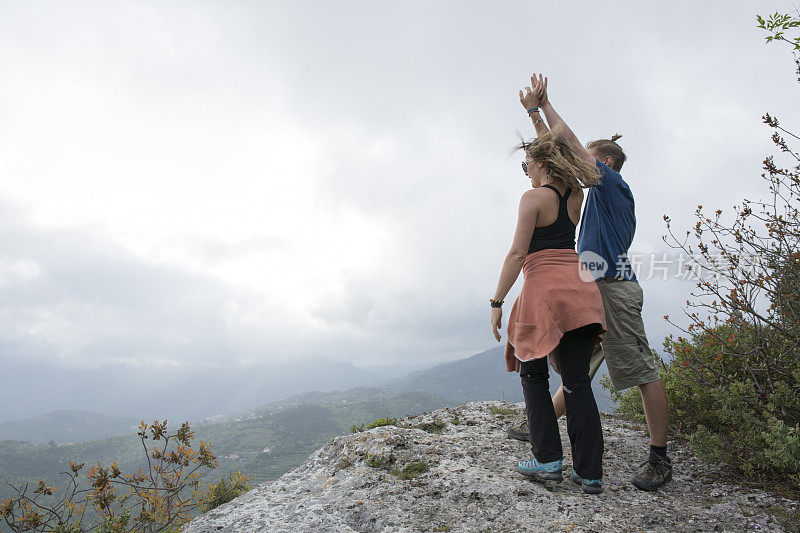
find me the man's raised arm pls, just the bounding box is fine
[532,74,596,166]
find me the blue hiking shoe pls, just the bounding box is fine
[516,456,563,481]
[570,468,603,494]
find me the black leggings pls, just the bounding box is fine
[519,323,604,480]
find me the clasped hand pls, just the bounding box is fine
[518,73,548,111]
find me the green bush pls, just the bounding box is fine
[200,471,253,513]
[350,417,398,433]
[609,322,800,489]
[600,372,645,425]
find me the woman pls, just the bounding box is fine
[489,125,607,494]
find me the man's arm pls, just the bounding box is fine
[533,74,596,166]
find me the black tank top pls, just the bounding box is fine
[528,184,576,254]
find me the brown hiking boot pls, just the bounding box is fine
[506,419,529,442]
[632,456,672,491]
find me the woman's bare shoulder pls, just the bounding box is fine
[521,187,554,202]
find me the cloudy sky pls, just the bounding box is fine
[0,0,797,380]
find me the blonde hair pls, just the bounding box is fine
[518,129,601,189]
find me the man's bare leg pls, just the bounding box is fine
[639,379,668,447]
[553,387,566,419]
[553,344,604,419]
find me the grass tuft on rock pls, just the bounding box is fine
[365,454,393,469]
[416,420,446,433]
[391,460,429,480]
[490,406,518,416]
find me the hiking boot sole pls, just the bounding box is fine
[517,469,563,482]
[632,470,672,491]
[570,471,603,494]
[580,483,603,494]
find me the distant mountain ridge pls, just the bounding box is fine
[390,345,523,403]
[259,344,615,415]
[0,410,139,445]
[0,357,385,423]
[0,346,614,447]
[392,344,616,412]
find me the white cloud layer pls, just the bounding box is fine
[0,0,797,381]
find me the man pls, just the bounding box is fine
[511,74,672,491]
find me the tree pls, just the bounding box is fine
[1,420,251,532]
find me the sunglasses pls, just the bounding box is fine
[522,161,528,174]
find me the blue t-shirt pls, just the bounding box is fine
[576,159,637,281]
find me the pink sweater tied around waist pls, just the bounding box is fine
[504,248,607,373]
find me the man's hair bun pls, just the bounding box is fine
[587,134,627,171]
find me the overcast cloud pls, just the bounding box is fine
[0,1,797,388]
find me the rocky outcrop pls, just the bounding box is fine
[186,401,797,532]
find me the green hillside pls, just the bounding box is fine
[0,390,446,499]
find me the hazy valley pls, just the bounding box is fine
[0,345,615,501]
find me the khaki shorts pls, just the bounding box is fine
[593,279,660,391]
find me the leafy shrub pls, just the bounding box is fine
[0,420,251,532]
[199,471,253,513]
[599,373,645,425]
[611,326,800,489]
[350,417,398,433]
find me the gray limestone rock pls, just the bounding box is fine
[185,401,797,532]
